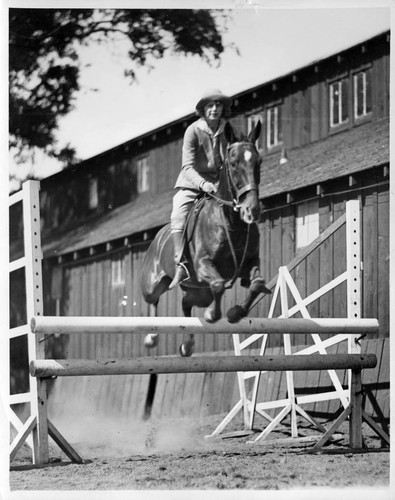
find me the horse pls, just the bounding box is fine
[140,121,271,356]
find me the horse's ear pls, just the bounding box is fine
[224,122,238,144]
[248,121,262,144]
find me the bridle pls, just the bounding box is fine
[207,141,260,210]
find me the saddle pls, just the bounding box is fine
[177,193,208,282]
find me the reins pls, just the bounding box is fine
[218,205,251,289]
[205,142,258,288]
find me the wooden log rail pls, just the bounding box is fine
[30,354,377,378]
[30,316,379,336]
[30,353,381,451]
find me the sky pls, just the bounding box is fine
[6,1,392,190]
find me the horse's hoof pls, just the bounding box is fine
[204,309,221,323]
[226,305,246,323]
[179,343,194,357]
[144,334,159,349]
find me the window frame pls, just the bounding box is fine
[328,64,373,133]
[352,64,373,123]
[136,156,150,194]
[88,177,99,209]
[246,111,264,149]
[328,74,350,131]
[265,102,283,152]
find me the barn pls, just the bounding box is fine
[10,30,390,429]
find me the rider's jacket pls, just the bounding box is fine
[174,118,228,191]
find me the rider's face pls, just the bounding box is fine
[204,101,224,121]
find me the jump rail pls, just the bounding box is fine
[30,354,377,378]
[30,316,380,336]
[30,353,381,452]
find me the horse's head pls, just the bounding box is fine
[223,122,262,224]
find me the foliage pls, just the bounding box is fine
[9,8,229,165]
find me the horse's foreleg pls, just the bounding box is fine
[144,303,160,349]
[179,297,194,357]
[197,257,225,323]
[227,264,271,323]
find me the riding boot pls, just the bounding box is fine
[168,232,189,290]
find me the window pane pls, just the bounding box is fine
[365,69,372,114]
[277,105,283,143]
[89,178,98,209]
[354,70,372,118]
[341,79,348,122]
[266,108,271,147]
[331,83,339,125]
[267,106,282,148]
[356,73,364,116]
[137,157,149,193]
[330,79,349,127]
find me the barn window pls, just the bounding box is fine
[137,157,149,193]
[88,178,98,209]
[295,200,320,249]
[353,69,372,119]
[247,113,264,149]
[111,256,125,287]
[266,105,283,149]
[329,78,349,128]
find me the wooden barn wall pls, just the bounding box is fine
[275,47,389,151]
[254,186,389,347]
[52,179,389,363]
[149,137,183,194]
[37,36,389,240]
[55,243,152,360]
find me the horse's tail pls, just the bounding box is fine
[140,224,174,304]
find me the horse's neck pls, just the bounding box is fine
[217,163,233,203]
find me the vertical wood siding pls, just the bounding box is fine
[38,40,389,242]
[57,179,388,361]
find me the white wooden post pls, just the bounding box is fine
[280,267,298,437]
[22,181,49,464]
[345,201,362,411]
[232,334,251,429]
[10,181,83,465]
[346,202,362,360]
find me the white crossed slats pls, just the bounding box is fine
[280,267,350,408]
[10,324,29,339]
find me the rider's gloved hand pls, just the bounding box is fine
[200,181,217,194]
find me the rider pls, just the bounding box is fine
[168,89,232,290]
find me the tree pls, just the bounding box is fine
[9,8,230,166]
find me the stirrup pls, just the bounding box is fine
[169,262,190,289]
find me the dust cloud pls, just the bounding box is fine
[49,399,206,459]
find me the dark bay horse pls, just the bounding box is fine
[140,122,271,356]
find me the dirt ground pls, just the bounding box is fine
[8,413,390,493]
